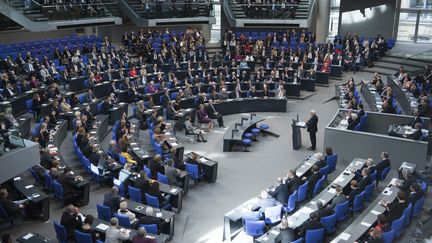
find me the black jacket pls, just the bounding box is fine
[308,172,323,193]
[286,176,302,194]
[269,183,290,204]
[60,211,82,240]
[299,220,323,237]
[103,192,121,213]
[306,115,318,133]
[358,176,372,190]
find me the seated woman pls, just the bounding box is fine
[117,201,141,229]
[60,97,72,113]
[148,181,171,209]
[136,100,147,130]
[120,146,137,165]
[184,116,206,142]
[32,94,42,118]
[196,104,213,130]
[79,215,99,242]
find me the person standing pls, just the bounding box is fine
[306,110,318,150]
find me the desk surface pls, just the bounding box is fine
[331,178,403,243]
[126,199,175,221]
[13,178,48,203]
[16,233,56,243]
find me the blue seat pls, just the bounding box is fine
[382,229,395,243]
[185,163,204,182]
[290,238,303,243]
[326,154,337,173]
[335,200,349,222]
[143,165,151,178]
[29,168,41,185]
[251,128,260,141]
[0,205,14,228]
[243,133,253,139]
[53,221,68,243]
[97,102,104,114]
[97,204,111,221]
[403,203,412,226]
[391,214,405,238]
[74,230,93,243]
[313,175,326,196]
[157,172,169,184]
[284,190,297,213]
[319,165,330,176]
[53,180,64,201]
[263,205,282,225]
[145,193,170,210]
[44,171,53,191]
[297,181,308,202]
[421,181,428,194]
[26,99,36,118]
[320,213,337,234]
[412,196,425,217]
[118,154,127,165]
[305,228,325,242]
[378,167,391,183]
[242,138,252,152]
[140,224,158,234]
[114,213,132,228]
[364,181,375,201]
[352,191,365,213]
[370,170,377,181]
[259,124,269,136]
[128,185,142,203]
[244,220,265,238]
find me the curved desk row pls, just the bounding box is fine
[214,98,287,116]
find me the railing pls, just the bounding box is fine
[126,0,214,18]
[29,0,118,8]
[401,49,432,76]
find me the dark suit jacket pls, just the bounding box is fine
[348,188,361,203]
[358,176,372,190]
[149,160,165,180]
[408,116,422,128]
[286,176,301,194]
[205,104,219,119]
[299,220,323,237]
[103,192,121,213]
[134,177,150,197]
[308,172,322,193]
[316,207,334,220]
[316,159,327,169]
[306,115,318,133]
[60,211,82,240]
[59,173,80,195]
[407,129,423,140]
[347,117,360,130]
[409,191,425,205]
[269,183,290,204]
[0,198,22,216]
[358,109,365,118]
[375,159,390,173]
[387,200,408,222]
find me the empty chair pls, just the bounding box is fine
[370,170,377,181]
[74,230,93,243]
[140,224,158,234]
[284,190,297,213]
[403,203,412,226]
[96,204,111,221]
[352,191,365,214]
[53,180,64,201]
[319,165,330,176]
[128,186,142,203]
[412,196,425,217]
[44,171,54,191]
[244,220,265,238]
[382,229,395,243]
[391,214,405,238]
[185,163,204,182]
[335,200,349,222]
[364,181,375,201]
[264,205,282,225]
[53,221,68,243]
[305,228,325,242]
[313,175,326,196]
[157,172,169,184]
[297,181,308,202]
[320,213,337,234]
[378,167,391,183]
[326,154,337,173]
[242,138,252,152]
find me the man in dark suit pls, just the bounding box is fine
[60,204,83,241]
[375,151,391,180]
[306,110,318,150]
[0,189,25,217]
[397,170,416,195]
[59,167,83,205]
[358,168,372,191]
[408,183,424,205]
[306,165,322,196]
[133,170,150,198]
[149,155,165,180]
[315,153,327,168]
[330,186,347,208]
[269,177,289,204]
[205,99,225,127]
[408,112,422,128]
[405,123,423,140]
[103,186,122,213]
[346,180,361,204]
[383,191,408,222]
[357,103,365,118]
[315,201,334,220]
[299,212,323,237]
[286,170,301,194]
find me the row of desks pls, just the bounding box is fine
[223,153,319,241]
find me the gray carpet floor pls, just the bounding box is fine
[2,70,430,243]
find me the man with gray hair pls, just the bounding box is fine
[106,217,130,243]
[306,109,318,150]
[132,226,157,243]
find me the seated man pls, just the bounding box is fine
[315,201,334,220]
[298,212,323,238]
[358,168,372,191]
[252,190,278,215]
[0,189,27,217]
[205,99,224,128]
[59,167,84,205]
[268,177,289,205]
[404,123,423,140]
[60,204,83,241]
[184,116,206,142]
[345,180,361,204]
[330,186,347,208]
[103,186,122,213]
[347,113,359,130]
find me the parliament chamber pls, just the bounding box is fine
[0,0,432,242]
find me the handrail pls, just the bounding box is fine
[306,0,316,27]
[230,3,300,7]
[30,0,118,8]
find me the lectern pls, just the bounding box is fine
[292,119,307,150]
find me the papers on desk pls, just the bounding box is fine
[156,212,163,218]
[32,193,40,198]
[383,190,393,196]
[132,147,139,151]
[361,221,372,227]
[328,188,336,194]
[14,177,21,181]
[300,207,314,214]
[262,236,269,241]
[25,185,34,189]
[96,223,109,231]
[78,213,85,222]
[199,157,208,163]
[22,233,34,240]
[170,188,178,193]
[171,143,178,147]
[296,171,302,177]
[390,178,399,186]
[333,176,345,184]
[371,210,380,215]
[270,230,279,235]
[20,117,26,121]
[339,233,351,241]
[130,142,137,146]
[90,131,97,134]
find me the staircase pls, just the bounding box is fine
[117,0,216,27]
[362,55,429,77]
[222,0,315,28]
[0,0,122,31]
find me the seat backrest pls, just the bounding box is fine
[413,196,425,217]
[287,190,297,210]
[353,191,365,210]
[320,213,337,233]
[114,213,132,228]
[244,220,265,237]
[391,214,405,237]
[326,154,337,172]
[53,180,64,199]
[264,205,282,223]
[143,165,151,177]
[403,203,412,226]
[128,186,142,203]
[26,99,33,111]
[370,170,377,181]
[119,154,127,165]
[335,200,349,221]
[364,181,375,201]
[319,165,329,176]
[54,221,68,243]
[157,172,169,184]
[97,204,111,221]
[185,163,200,180]
[297,181,308,202]
[305,228,325,242]
[140,224,158,234]
[145,193,160,208]
[380,167,391,181]
[74,230,93,243]
[382,229,395,243]
[313,175,326,195]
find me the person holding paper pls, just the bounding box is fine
[105,217,130,243]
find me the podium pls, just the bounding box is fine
[292,120,307,150]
